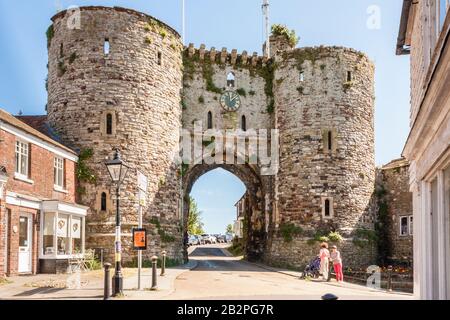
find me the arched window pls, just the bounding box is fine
[101,192,107,211]
[324,199,330,217]
[227,72,235,87]
[207,111,213,129]
[106,113,113,135]
[241,115,247,131]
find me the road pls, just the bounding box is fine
[164,244,413,300]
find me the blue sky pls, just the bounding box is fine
[0,1,410,233]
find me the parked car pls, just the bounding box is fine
[188,235,201,246]
[216,235,227,243]
[225,233,234,243]
[201,234,217,244]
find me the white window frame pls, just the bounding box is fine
[399,215,413,236]
[15,140,29,179]
[54,157,64,190]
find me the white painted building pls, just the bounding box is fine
[397,0,450,300]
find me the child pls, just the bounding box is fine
[319,242,330,281]
[330,245,343,282]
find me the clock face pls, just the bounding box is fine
[220,91,241,112]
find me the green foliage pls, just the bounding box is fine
[76,149,96,195]
[198,96,205,104]
[328,231,343,243]
[236,88,247,97]
[279,223,303,242]
[271,24,299,47]
[202,62,223,94]
[227,242,244,256]
[145,36,152,44]
[46,25,54,48]
[188,197,205,235]
[124,257,181,268]
[226,224,233,234]
[374,185,391,264]
[159,29,167,39]
[320,64,326,70]
[353,228,378,249]
[181,99,187,110]
[150,217,176,243]
[249,90,256,96]
[178,163,189,177]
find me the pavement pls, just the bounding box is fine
[0,244,415,300]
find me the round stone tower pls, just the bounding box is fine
[46,7,184,261]
[268,42,376,268]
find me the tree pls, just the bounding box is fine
[226,224,233,234]
[188,197,205,235]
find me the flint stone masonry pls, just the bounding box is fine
[46,6,377,268]
[47,7,184,262]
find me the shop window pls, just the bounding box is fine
[207,111,213,129]
[15,140,29,178]
[57,214,70,255]
[227,72,235,87]
[241,115,247,131]
[71,216,83,254]
[104,39,110,55]
[54,157,64,189]
[43,212,55,256]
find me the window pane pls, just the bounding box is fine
[400,217,408,235]
[43,212,55,255]
[440,0,448,31]
[19,217,28,247]
[57,214,70,255]
[72,217,83,254]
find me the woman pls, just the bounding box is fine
[330,245,343,282]
[319,242,330,281]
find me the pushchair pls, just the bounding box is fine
[299,255,321,279]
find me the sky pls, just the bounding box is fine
[0,0,411,234]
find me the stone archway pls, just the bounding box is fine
[182,162,267,262]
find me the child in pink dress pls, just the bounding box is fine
[330,245,343,282]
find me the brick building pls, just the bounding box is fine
[0,109,88,276]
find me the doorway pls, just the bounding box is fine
[18,214,32,273]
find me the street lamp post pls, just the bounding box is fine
[105,149,130,297]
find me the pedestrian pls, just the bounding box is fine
[330,245,343,282]
[319,242,330,281]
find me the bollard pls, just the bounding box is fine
[161,251,167,277]
[151,255,158,291]
[387,265,393,292]
[103,263,111,300]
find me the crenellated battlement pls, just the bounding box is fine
[184,43,271,67]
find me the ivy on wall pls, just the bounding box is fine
[271,24,299,47]
[150,217,176,243]
[76,148,96,195]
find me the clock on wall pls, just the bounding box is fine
[220,91,241,112]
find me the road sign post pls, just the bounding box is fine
[136,171,148,290]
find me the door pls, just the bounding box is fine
[18,214,32,273]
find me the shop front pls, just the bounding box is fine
[39,201,87,274]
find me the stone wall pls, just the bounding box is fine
[266,42,377,268]
[46,7,184,263]
[378,158,413,265]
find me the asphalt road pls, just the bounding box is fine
[164,244,414,300]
